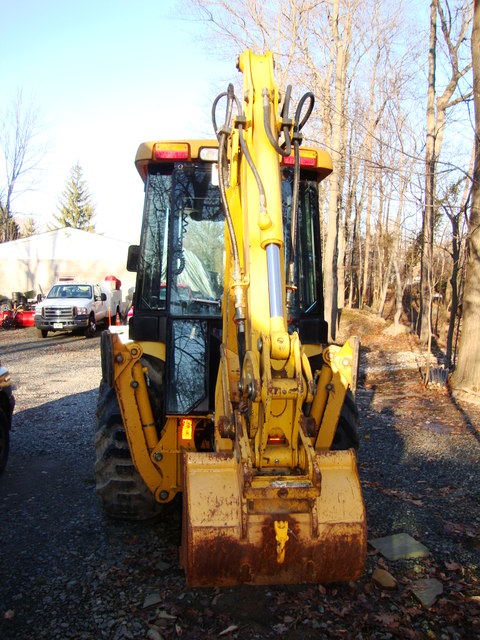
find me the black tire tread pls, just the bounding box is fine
[331,389,360,451]
[0,407,10,473]
[94,382,162,520]
[85,314,96,339]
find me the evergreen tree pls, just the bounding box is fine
[52,163,95,231]
[0,199,19,241]
[22,217,37,237]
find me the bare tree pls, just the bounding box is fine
[321,0,355,341]
[187,0,306,89]
[419,0,473,344]
[452,0,480,393]
[438,168,471,366]
[389,87,419,334]
[360,22,385,310]
[187,0,472,348]
[0,91,44,242]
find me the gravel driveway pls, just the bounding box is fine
[1,320,479,639]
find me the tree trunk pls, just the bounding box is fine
[452,0,480,393]
[445,217,460,367]
[337,220,345,311]
[377,180,394,318]
[324,0,348,342]
[419,0,437,344]
[360,39,382,310]
[419,0,472,344]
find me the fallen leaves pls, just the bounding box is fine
[362,480,424,506]
[445,521,480,539]
[444,560,463,572]
[218,624,238,637]
[374,612,400,628]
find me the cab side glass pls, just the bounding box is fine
[127,245,140,272]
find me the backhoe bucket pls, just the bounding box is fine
[181,450,366,587]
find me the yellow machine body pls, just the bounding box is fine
[101,50,366,587]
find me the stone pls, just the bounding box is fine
[372,568,397,590]
[411,578,443,609]
[156,610,176,620]
[143,592,162,609]
[370,533,430,561]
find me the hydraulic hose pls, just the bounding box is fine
[237,125,267,217]
[286,92,315,315]
[262,85,292,157]
[295,92,315,131]
[288,137,301,273]
[213,85,241,274]
[213,85,247,369]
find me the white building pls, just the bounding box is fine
[0,228,136,298]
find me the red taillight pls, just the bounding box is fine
[73,306,77,316]
[282,150,317,167]
[267,434,287,445]
[154,142,190,161]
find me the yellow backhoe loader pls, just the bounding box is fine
[95,50,366,586]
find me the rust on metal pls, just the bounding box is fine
[182,512,366,587]
[300,414,316,437]
[218,416,235,439]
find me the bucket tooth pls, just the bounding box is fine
[274,520,289,563]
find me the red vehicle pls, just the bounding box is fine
[0,291,36,329]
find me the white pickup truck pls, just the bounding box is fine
[34,279,122,339]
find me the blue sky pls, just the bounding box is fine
[1,0,231,242]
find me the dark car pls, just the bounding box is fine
[0,363,15,473]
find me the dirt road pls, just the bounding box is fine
[0,320,479,639]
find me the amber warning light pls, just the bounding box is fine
[180,418,193,440]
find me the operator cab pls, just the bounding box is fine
[128,141,328,415]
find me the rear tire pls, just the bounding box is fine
[331,390,360,451]
[0,299,12,313]
[0,408,10,473]
[94,381,162,520]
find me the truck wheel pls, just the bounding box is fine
[37,329,48,339]
[0,299,12,313]
[0,409,10,473]
[94,381,162,520]
[85,314,96,338]
[331,390,360,451]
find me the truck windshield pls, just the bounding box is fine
[137,163,224,317]
[47,284,92,299]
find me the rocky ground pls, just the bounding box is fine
[0,314,479,640]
